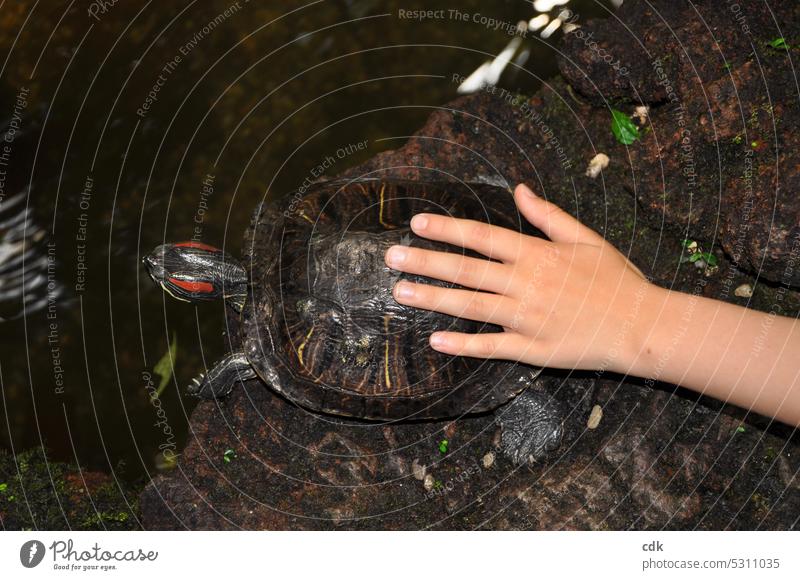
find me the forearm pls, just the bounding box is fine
[625,286,800,426]
[387,186,800,427]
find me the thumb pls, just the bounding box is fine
[514,183,602,245]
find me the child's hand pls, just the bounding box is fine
[384,183,659,374]
[386,182,800,427]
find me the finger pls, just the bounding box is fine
[429,331,532,360]
[408,213,530,263]
[514,183,604,245]
[385,246,516,294]
[393,281,518,327]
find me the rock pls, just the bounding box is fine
[587,405,603,430]
[559,0,800,286]
[735,284,754,298]
[633,106,649,125]
[0,449,140,530]
[140,0,800,530]
[585,153,609,179]
[412,459,426,481]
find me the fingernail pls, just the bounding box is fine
[386,245,408,266]
[430,332,446,348]
[410,214,428,231]
[520,184,537,197]
[394,281,415,299]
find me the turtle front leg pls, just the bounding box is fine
[495,389,565,465]
[188,352,256,399]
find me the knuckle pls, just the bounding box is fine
[410,249,428,270]
[469,222,492,243]
[458,258,480,282]
[544,243,561,261]
[511,297,541,325]
[529,243,560,269]
[505,240,528,263]
[544,202,565,219]
[527,303,545,322]
[465,294,487,318]
[472,337,496,357]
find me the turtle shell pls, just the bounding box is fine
[241,179,543,420]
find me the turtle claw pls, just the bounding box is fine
[187,374,205,396]
[187,352,256,399]
[497,389,565,465]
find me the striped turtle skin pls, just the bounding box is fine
[240,179,544,420]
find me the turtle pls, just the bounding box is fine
[143,178,594,464]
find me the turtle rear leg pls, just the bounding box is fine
[495,389,565,465]
[188,352,256,399]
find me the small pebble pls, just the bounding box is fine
[423,474,435,492]
[587,404,603,429]
[482,451,495,469]
[633,105,650,124]
[412,459,426,481]
[735,283,753,298]
[585,153,609,178]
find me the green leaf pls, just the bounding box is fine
[701,252,718,267]
[768,37,789,50]
[688,252,717,267]
[611,109,640,145]
[681,239,693,248]
[736,425,746,433]
[153,333,178,398]
[438,439,449,454]
[0,482,7,492]
[223,449,236,463]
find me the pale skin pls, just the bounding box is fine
[385,183,800,428]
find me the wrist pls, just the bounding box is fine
[611,280,673,378]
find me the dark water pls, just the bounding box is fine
[0,0,615,481]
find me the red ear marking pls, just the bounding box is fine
[169,277,215,295]
[175,241,219,252]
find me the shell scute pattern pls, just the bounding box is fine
[241,179,544,419]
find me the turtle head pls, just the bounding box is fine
[143,241,247,307]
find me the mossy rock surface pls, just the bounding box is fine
[0,449,141,530]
